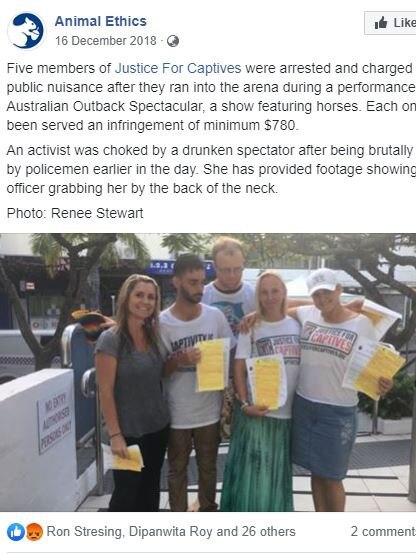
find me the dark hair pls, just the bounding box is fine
[173,253,205,277]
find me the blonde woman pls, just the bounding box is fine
[95,274,169,511]
[220,271,301,511]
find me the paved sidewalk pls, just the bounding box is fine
[78,433,415,512]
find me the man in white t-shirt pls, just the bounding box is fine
[160,253,235,512]
[203,236,255,337]
[202,236,255,448]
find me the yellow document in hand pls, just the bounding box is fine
[196,339,225,392]
[354,346,405,400]
[102,444,144,472]
[253,357,281,410]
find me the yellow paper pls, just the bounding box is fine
[354,346,405,400]
[196,339,225,392]
[103,444,143,472]
[360,299,402,340]
[253,358,281,409]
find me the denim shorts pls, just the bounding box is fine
[291,393,357,480]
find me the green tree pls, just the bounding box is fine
[31,233,149,309]
[161,233,211,257]
[162,233,416,348]
[161,233,294,266]
[274,233,416,348]
[0,233,149,370]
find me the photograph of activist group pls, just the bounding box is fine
[1,233,415,512]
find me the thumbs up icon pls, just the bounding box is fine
[7,523,25,541]
[11,525,23,538]
[375,16,388,29]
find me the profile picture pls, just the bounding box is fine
[8,13,44,49]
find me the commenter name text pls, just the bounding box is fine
[47,525,123,539]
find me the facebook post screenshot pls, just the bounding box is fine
[2,0,416,553]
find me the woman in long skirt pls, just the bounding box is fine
[221,270,300,511]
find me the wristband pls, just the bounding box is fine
[240,400,250,412]
[109,432,122,439]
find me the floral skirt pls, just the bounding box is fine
[220,408,293,512]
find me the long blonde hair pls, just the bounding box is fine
[255,270,288,321]
[115,274,161,353]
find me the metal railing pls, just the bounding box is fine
[80,368,104,496]
[62,324,96,446]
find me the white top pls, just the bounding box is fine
[202,281,255,337]
[296,306,377,406]
[236,317,301,419]
[160,304,236,429]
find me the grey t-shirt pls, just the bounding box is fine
[95,328,169,438]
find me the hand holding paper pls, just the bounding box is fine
[343,341,405,400]
[102,444,144,472]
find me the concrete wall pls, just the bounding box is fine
[0,369,78,511]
